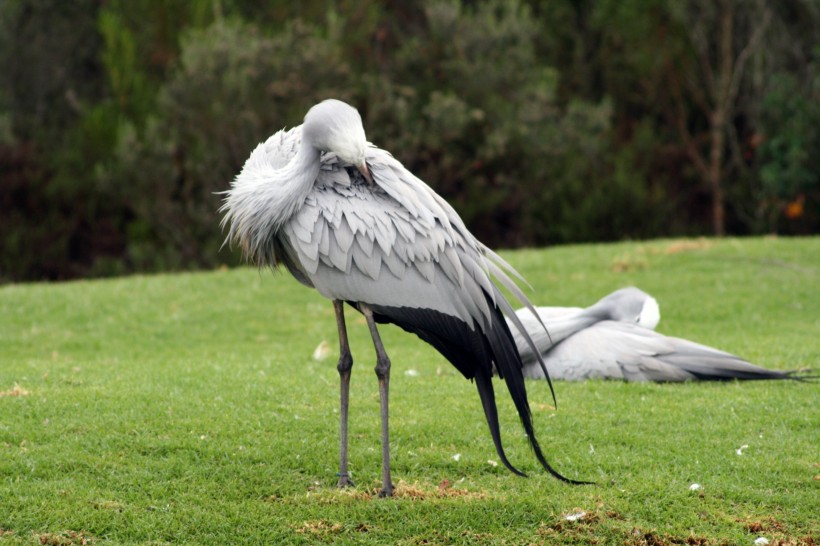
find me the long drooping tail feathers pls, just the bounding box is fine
[474,370,526,477]
[369,298,591,484]
[482,303,593,484]
[483,252,558,408]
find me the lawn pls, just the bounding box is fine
[0,236,817,545]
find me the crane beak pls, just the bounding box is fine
[357,161,373,184]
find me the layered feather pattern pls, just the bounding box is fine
[220,106,578,481]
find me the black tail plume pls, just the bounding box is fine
[487,306,593,485]
[366,300,591,484]
[789,369,818,381]
[474,370,526,477]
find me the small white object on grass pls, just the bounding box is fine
[312,340,332,361]
[451,453,461,461]
[754,537,770,545]
[404,369,420,377]
[487,460,498,467]
[736,444,749,455]
[689,483,701,491]
[564,511,586,522]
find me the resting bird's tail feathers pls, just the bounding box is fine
[789,370,818,381]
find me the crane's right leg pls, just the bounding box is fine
[334,300,354,488]
[360,304,393,497]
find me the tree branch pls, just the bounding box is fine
[669,76,710,180]
[727,2,772,107]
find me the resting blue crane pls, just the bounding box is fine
[512,287,809,382]
[220,99,584,496]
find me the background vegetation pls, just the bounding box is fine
[1,237,817,544]
[1,0,818,282]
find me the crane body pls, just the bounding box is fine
[221,100,583,496]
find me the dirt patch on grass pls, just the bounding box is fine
[539,510,814,546]
[293,519,343,537]
[739,517,787,534]
[661,239,712,255]
[292,519,374,538]
[610,251,649,273]
[539,509,607,544]
[539,511,721,546]
[323,478,487,502]
[623,529,716,546]
[0,383,30,397]
[768,538,816,546]
[393,479,487,500]
[624,528,815,546]
[610,239,713,272]
[736,517,816,545]
[35,530,95,545]
[90,499,125,512]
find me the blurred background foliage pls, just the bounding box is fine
[0,0,817,282]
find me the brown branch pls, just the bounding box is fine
[727,3,773,107]
[683,69,714,120]
[670,76,710,181]
[716,0,735,113]
[688,13,717,103]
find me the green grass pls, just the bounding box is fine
[1,236,818,545]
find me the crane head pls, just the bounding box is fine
[589,287,660,329]
[636,294,660,329]
[303,99,370,181]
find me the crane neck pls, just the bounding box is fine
[541,311,601,348]
[247,136,322,231]
[511,307,602,361]
[280,138,322,213]
[221,132,323,267]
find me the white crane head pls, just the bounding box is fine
[303,99,371,182]
[589,287,660,329]
[636,294,660,329]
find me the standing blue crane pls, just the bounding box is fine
[220,99,584,496]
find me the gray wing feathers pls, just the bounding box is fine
[520,321,680,381]
[351,236,381,279]
[519,319,784,382]
[439,246,465,288]
[368,150,438,229]
[482,246,532,289]
[657,336,787,380]
[226,125,543,366]
[282,144,545,355]
[333,216,355,254]
[326,225,353,272]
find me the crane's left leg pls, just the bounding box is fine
[360,304,393,497]
[333,300,354,488]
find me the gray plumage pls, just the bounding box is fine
[513,287,803,382]
[220,99,584,495]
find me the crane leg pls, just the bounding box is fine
[333,300,354,488]
[360,304,393,497]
